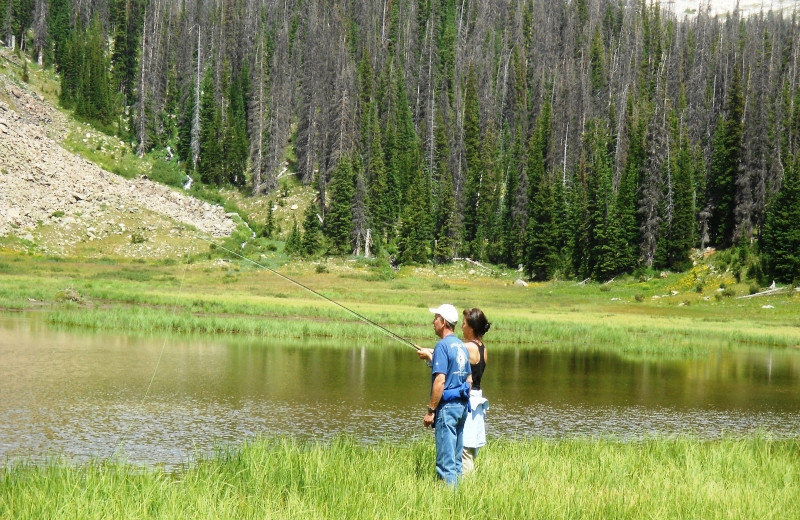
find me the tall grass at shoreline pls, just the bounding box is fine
[41,303,800,355]
[2,253,799,355]
[2,437,798,519]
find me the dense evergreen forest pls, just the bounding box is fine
[2,0,800,282]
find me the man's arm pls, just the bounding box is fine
[423,373,445,427]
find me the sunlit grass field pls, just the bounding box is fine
[1,250,799,356]
[2,436,798,519]
[2,250,800,356]
[2,252,800,518]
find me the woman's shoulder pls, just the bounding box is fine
[463,340,480,360]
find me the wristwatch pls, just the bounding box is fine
[427,407,435,414]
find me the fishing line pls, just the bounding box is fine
[112,254,191,458]
[194,234,420,351]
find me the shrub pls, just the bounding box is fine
[55,288,83,303]
[113,162,140,179]
[149,160,187,188]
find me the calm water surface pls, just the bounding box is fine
[2,314,799,466]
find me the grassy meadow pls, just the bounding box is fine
[1,247,799,356]
[2,436,798,519]
[2,247,800,519]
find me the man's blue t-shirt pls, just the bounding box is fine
[431,334,471,392]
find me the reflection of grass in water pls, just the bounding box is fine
[2,253,800,356]
[2,436,798,519]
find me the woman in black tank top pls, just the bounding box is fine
[461,308,491,474]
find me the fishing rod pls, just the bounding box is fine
[194,234,420,351]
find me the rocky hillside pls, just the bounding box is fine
[0,58,236,259]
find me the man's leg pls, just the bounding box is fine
[434,403,462,485]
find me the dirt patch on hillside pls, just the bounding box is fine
[0,73,236,258]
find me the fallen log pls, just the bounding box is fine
[736,287,786,299]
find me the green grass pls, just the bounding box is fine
[2,436,798,519]
[1,252,799,356]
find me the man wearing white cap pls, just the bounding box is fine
[422,303,472,485]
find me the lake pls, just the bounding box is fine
[2,313,799,467]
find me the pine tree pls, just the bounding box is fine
[656,115,696,271]
[61,19,113,125]
[434,170,458,264]
[324,156,356,255]
[761,154,800,283]
[567,167,590,279]
[47,0,71,70]
[437,0,457,101]
[197,66,223,185]
[432,104,457,264]
[366,107,391,243]
[525,168,558,280]
[176,81,195,165]
[475,124,502,262]
[284,216,301,256]
[552,177,570,276]
[583,119,620,281]
[616,95,644,271]
[300,201,324,258]
[589,27,606,96]
[707,65,744,248]
[111,1,129,98]
[383,110,402,236]
[392,74,420,203]
[462,65,481,257]
[264,205,275,239]
[524,102,555,278]
[499,129,526,267]
[59,26,84,109]
[397,168,432,264]
[223,68,249,186]
[121,0,143,106]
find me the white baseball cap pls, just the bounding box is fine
[429,303,458,325]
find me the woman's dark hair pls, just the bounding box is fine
[463,308,491,337]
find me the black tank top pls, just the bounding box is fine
[470,342,486,390]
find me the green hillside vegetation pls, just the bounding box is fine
[1,0,798,284]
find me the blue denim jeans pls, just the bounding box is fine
[434,401,468,485]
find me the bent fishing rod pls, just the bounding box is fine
[194,234,420,351]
